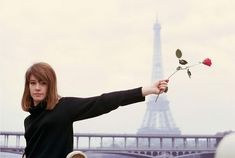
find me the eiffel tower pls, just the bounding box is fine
[138,19,181,135]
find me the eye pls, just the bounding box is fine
[29,81,36,85]
[40,81,47,85]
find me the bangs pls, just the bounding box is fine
[26,65,48,83]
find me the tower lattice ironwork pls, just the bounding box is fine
[138,19,181,135]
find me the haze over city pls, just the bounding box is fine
[1,0,235,135]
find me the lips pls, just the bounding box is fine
[33,93,43,97]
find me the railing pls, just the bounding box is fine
[73,133,222,149]
[0,131,224,157]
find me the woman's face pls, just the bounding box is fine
[29,75,48,106]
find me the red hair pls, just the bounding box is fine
[21,62,59,111]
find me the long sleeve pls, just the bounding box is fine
[61,87,145,122]
[24,87,145,158]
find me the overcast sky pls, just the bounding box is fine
[0,0,235,135]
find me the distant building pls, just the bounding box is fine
[138,19,181,135]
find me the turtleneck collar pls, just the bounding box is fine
[28,101,47,115]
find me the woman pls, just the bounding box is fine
[21,62,168,158]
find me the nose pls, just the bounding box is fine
[35,83,41,90]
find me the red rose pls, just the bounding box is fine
[155,49,212,103]
[202,58,212,66]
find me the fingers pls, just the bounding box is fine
[159,79,169,84]
[159,85,168,93]
[158,79,169,93]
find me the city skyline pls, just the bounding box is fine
[1,0,235,135]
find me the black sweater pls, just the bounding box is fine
[24,87,145,158]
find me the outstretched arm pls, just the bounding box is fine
[141,79,169,96]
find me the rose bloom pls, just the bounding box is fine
[202,58,212,66]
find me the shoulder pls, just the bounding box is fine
[55,97,85,108]
[24,115,30,122]
[58,97,83,103]
[24,114,33,127]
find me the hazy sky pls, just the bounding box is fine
[1,0,235,135]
